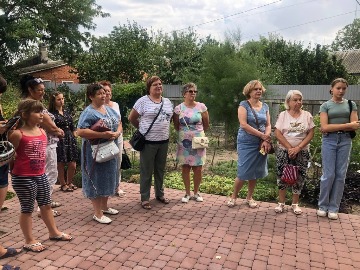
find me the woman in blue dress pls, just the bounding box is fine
[77,84,122,224]
[227,80,272,208]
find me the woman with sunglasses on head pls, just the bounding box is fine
[173,83,209,203]
[317,78,359,220]
[77,84,122,224]
[20,75,65,217]
[227,80,272,209]
[128,76,173,210]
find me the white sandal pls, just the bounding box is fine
[227,198,236,207]
[291,204,302,215]
[246,199,258,208]
[275,202,285,213]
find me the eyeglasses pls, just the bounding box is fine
[186,90,198,94]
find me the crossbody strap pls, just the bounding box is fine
[348,100,353,122]
[143,99,164,136]
[246,100,261,131]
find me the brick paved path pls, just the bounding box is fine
[1,182,359,270]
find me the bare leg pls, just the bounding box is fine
[246,179,257,200]
[182,165,191,195]
[91,197,102,218]
[193,166,203,194]
[66,162,76,185]
[19,213,36,244]
[279,189,286,203]
[57,162,68,189]
[100,196,109,211]
[231,177,245,199]
[39,205,61,236]
[292,194,300,204]
[0,186,7,210]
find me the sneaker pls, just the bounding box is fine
[181,194,191,203]
[93,215,112,224]
[102,208,119,215]
[317,209,327,217]
[193,193,203,202]
[246,199,258,208]
[328,212,338,220]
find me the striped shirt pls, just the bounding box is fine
[133,95,173,141]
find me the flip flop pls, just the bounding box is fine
[0,206,8,211]
[1,264,21,270]
[141,201,151,210]
[60,185,73,192]
[68,184,78,190]
[156,197,170,204]
[51,201,62,208]
[23,242,46,253]
[0,248,22,259]
[49,232,73,241]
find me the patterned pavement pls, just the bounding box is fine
[1,182,360,270]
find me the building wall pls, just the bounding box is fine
[32,65,79,84]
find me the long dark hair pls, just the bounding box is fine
[48,91,63,112]
[19,75,44,98]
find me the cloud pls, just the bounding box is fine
[92,0,358,46]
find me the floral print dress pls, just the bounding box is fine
[174,102,207,166]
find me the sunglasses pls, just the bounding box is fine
[186,90,198,94]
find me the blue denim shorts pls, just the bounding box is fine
[0,164,9,188]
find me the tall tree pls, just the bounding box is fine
[0,0,109,75]
[74,22,155,83]
[331,18,360,51]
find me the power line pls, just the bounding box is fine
[241,10,356,41]
[174,0,282,32]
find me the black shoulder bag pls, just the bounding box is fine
[129,100,164,151]
[348,100,356,139]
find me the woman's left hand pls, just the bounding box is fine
[261,141,272,153]
[288,146,301,159]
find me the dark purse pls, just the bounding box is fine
[121,147,132,170]
[348,100,356,139]
[129,100,164,151]
[246,101,275,154]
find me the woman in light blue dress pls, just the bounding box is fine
[77,84,122,224]
[227,80,272,208]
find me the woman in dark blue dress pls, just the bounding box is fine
[49,91,78,192]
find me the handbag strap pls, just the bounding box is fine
[348,100,353,122]
[246,100,261,131]
[143,99,163,136]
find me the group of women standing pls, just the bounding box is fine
[228,78,358,220]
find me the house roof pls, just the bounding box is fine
[18,59,67,75]
[333,49,360,75]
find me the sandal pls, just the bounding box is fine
[141,201,151,210]
[0,248,22,259]
[275,202,285,213]
[227,198,236,208]
[60,185,73,192]
[49,232,73,241]
[51,201,62,208]
[156,197,170,204]
[292,204,302,215]
[23,242,46,252]
[38,210,61,218]
[246,199,258,208]
[1,264,21,270]
[68,183,78,190]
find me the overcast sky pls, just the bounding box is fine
[92,0,360,47]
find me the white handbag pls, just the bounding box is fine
[192,137,209,149]
[91,141,119,163]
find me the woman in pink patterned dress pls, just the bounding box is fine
[173,83,209,203]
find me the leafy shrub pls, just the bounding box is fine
[1,84,21,118]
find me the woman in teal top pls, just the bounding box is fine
[317,78,360,220]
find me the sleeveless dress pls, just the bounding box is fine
[174,102,207,166]
[237,100,269,180]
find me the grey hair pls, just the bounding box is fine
[182,82,197,96]
[284,90,303,110]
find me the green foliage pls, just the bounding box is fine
[198,42,259,146]
[0,0,109,75]
[241,37,352,85]
[331,18,360,51]
[1,84,21,118]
